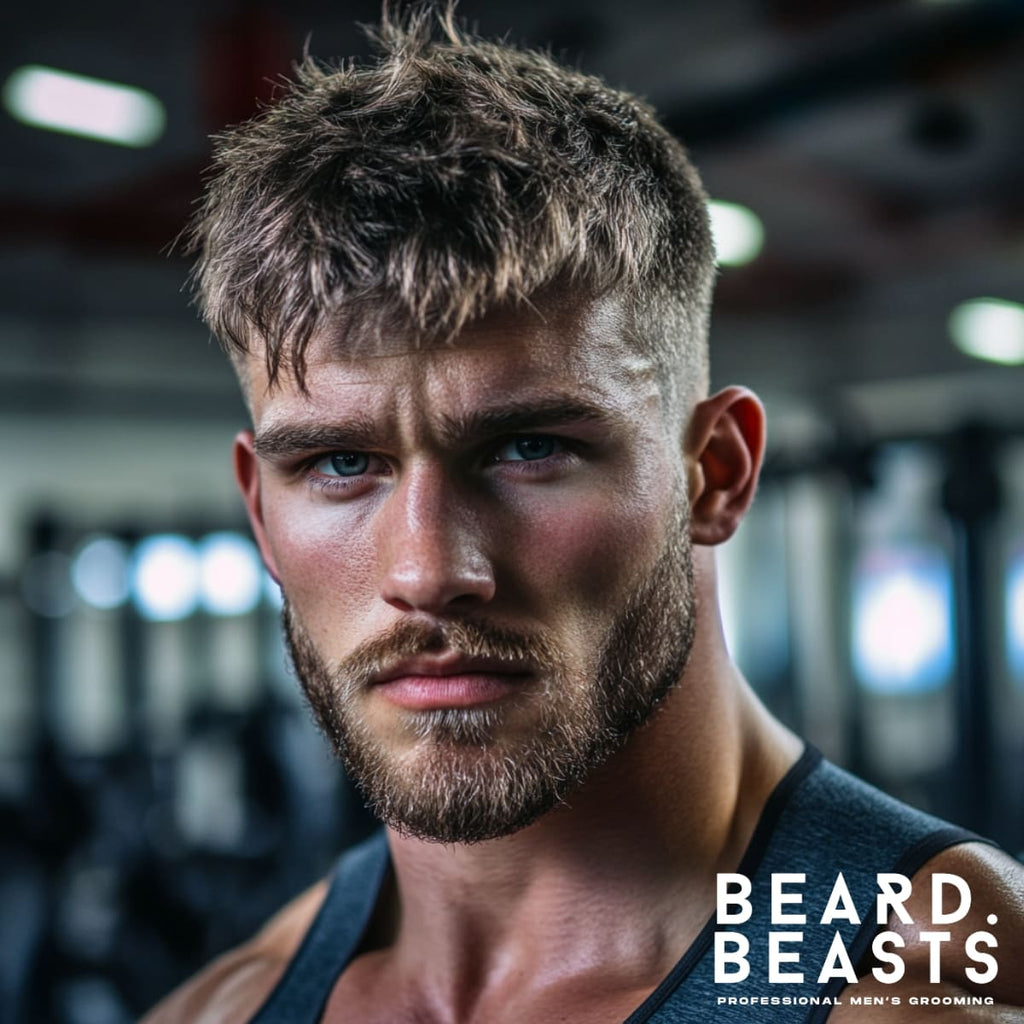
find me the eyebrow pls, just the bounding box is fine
[253,418,380,459]
[253,396,619,459]
[437,397,617,446]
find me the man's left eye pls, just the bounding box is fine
[494,436,563,462]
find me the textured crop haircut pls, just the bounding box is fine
[189,5,716,412]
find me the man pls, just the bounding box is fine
[146,7,1023,1022]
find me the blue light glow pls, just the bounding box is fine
[1008,552,1024,684]
[72,536,130,610]
[263,571,284,610]
[198,532,263,616]
[132,535,199,621]
[852,546,953,694]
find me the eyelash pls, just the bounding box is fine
[301,435,576,494]
[304,452,389,494]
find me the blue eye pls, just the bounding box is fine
[496,436,562,462]
[320,452,370,477]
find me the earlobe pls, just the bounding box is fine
[233,430,281,582]
[684,387,766,546]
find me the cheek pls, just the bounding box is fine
[506,487,668,612]
[260,492,377,637]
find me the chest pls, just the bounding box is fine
[320,950,660,1024]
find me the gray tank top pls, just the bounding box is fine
[249,746,980,1023]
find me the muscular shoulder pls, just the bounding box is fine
[831,842,1024,1022]
[898,842,1024,1001]
[141,878,329,1024]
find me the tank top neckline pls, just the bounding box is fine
[255,741,824,1023]
[622,742,822,1023]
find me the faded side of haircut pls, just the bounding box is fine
[189,4,715,409]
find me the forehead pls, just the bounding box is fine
[245,293,657,430]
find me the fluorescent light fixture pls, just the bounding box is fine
[852,546,953,695]
[132,535,199,621]
[72,536,130,610]
[3,64,165,147]
[949,297,1024,366]
[708,200,764,267]
[198,532,263,616]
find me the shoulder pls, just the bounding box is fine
[899,841,1024,1000]
[140,878,329,1024]
[830,841,1024,1022]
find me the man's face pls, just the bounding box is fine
[238,295,698,843]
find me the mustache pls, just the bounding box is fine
[284,604,563,687]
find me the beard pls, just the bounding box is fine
[283,500,697,844]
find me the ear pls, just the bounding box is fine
[684,386,766,546]
[234,430,281,582]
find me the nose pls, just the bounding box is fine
[378,464,496,614]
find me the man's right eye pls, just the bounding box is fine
[314,452,371,477]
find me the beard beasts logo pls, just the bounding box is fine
[714,871,999,992]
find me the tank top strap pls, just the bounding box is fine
[630,747,982,1023]
[249,829,390,1024]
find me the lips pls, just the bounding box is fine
[372,654,532,710]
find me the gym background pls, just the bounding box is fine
[1,1,1022,1021]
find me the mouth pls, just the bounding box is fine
[371,654,533,711]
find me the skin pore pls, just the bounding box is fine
[143,293,1023,1023]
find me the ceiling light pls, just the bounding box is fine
[708,200,764,268]
[2,64,165,147]
[949,297,1024,366]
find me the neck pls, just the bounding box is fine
[376,548,802,1007]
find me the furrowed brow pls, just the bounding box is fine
[252,398,620,459]
[253,420,379,459]
[439,397,617,446]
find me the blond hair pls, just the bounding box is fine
[189,5,715,407]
